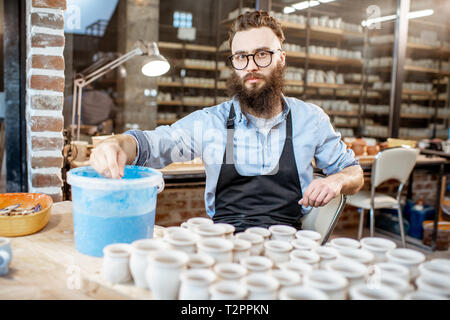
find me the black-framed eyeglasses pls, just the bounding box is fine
[228,49,282,70]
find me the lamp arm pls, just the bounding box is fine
[71,44,145,141]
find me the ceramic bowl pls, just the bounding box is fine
[0,193,53,237]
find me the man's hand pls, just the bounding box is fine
[298,165,364,208]
[89,135,137,179]
[298,178,342,208]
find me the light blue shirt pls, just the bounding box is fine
[124,95,359,218]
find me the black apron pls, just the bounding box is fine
[213,103,303,233]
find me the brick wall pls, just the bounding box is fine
[26,0,66,202]
[155,183,209,227]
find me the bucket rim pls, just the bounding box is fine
[67,165,164,191]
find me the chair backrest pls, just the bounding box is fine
[300,174,346,245]
[372,147,419,188]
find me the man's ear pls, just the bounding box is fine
[280,50,286,66]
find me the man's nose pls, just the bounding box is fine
[245,56,259,72]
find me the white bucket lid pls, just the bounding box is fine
[67,165,164,193]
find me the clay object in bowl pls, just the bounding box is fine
[0,193,53,237]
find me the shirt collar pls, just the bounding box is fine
[231,94,291,126]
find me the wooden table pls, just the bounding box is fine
[0,201,146,300]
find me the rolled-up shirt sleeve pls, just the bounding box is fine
[314,110,359,175]
[123,110,205,168]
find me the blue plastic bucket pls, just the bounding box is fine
[67,165,164,257]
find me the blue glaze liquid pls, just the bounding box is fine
[73,210,155,257]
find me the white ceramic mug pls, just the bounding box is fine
[231,239,252,263]
[386,248,425,280]
[129,239,170,288]
[146,249,189,300]
[264,240,293,264]
[279,286,328,300]
[360,237,396,263]
[210,280,247,300]
[179,269,216,300]
[214,262,247,283]
[304,270,349,300]
[102,243,132,284]
[241,256,273,275]
[268,225,297,242]
[197,237,234,263]
[244,273,280,300]
[235,232,264,256]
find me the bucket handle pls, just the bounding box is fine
[156,176,165,194]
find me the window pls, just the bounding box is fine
[173,11,192,28]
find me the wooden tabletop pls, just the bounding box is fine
[0,201,136,300]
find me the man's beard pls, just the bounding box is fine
[227,62,286,117]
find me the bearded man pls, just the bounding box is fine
[90,10,364,233]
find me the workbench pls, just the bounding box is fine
[0,201,146,300]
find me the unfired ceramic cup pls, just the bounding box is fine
[304,270,349,300]
[373,262,410,283]
[279,286,328,300]
[210,280,248,300]
[214,223,235,239]
[185,217,213,233]
[197,237,234,263]
[241,255,273,275]
[290,249,320,269]
[278,260,313,278]
[245,227,271,240]
[102,243,132,284]
[404,291,446,300]
[415,273,450,299]
[271,269,301,291]
[179,269,216,300]
[290,238,319,251]
[336,248,375,266]
[295,230,322,245]
[214,262,247,283]
[314,246,339,269]
[269,225,297,242]
[244,273,280,300]
[330,237,361,250]
[360,237,396,263]
[187,253,215,270]
[235,232,264,256]
[231,239,252,263]
[386,248,425,280]
[326,259,369,287]
[418,259,450,279]
[349,283,400,300]
[264,240,293,264]
[164,228,199,254]
[193,224,227,239]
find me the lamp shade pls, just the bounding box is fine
[141,42,170,77]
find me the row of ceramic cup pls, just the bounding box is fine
[100,218,449,300]
[0,238,12,276]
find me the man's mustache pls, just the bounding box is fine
[243,73,266,81]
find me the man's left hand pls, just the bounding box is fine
[298,177,342,208]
